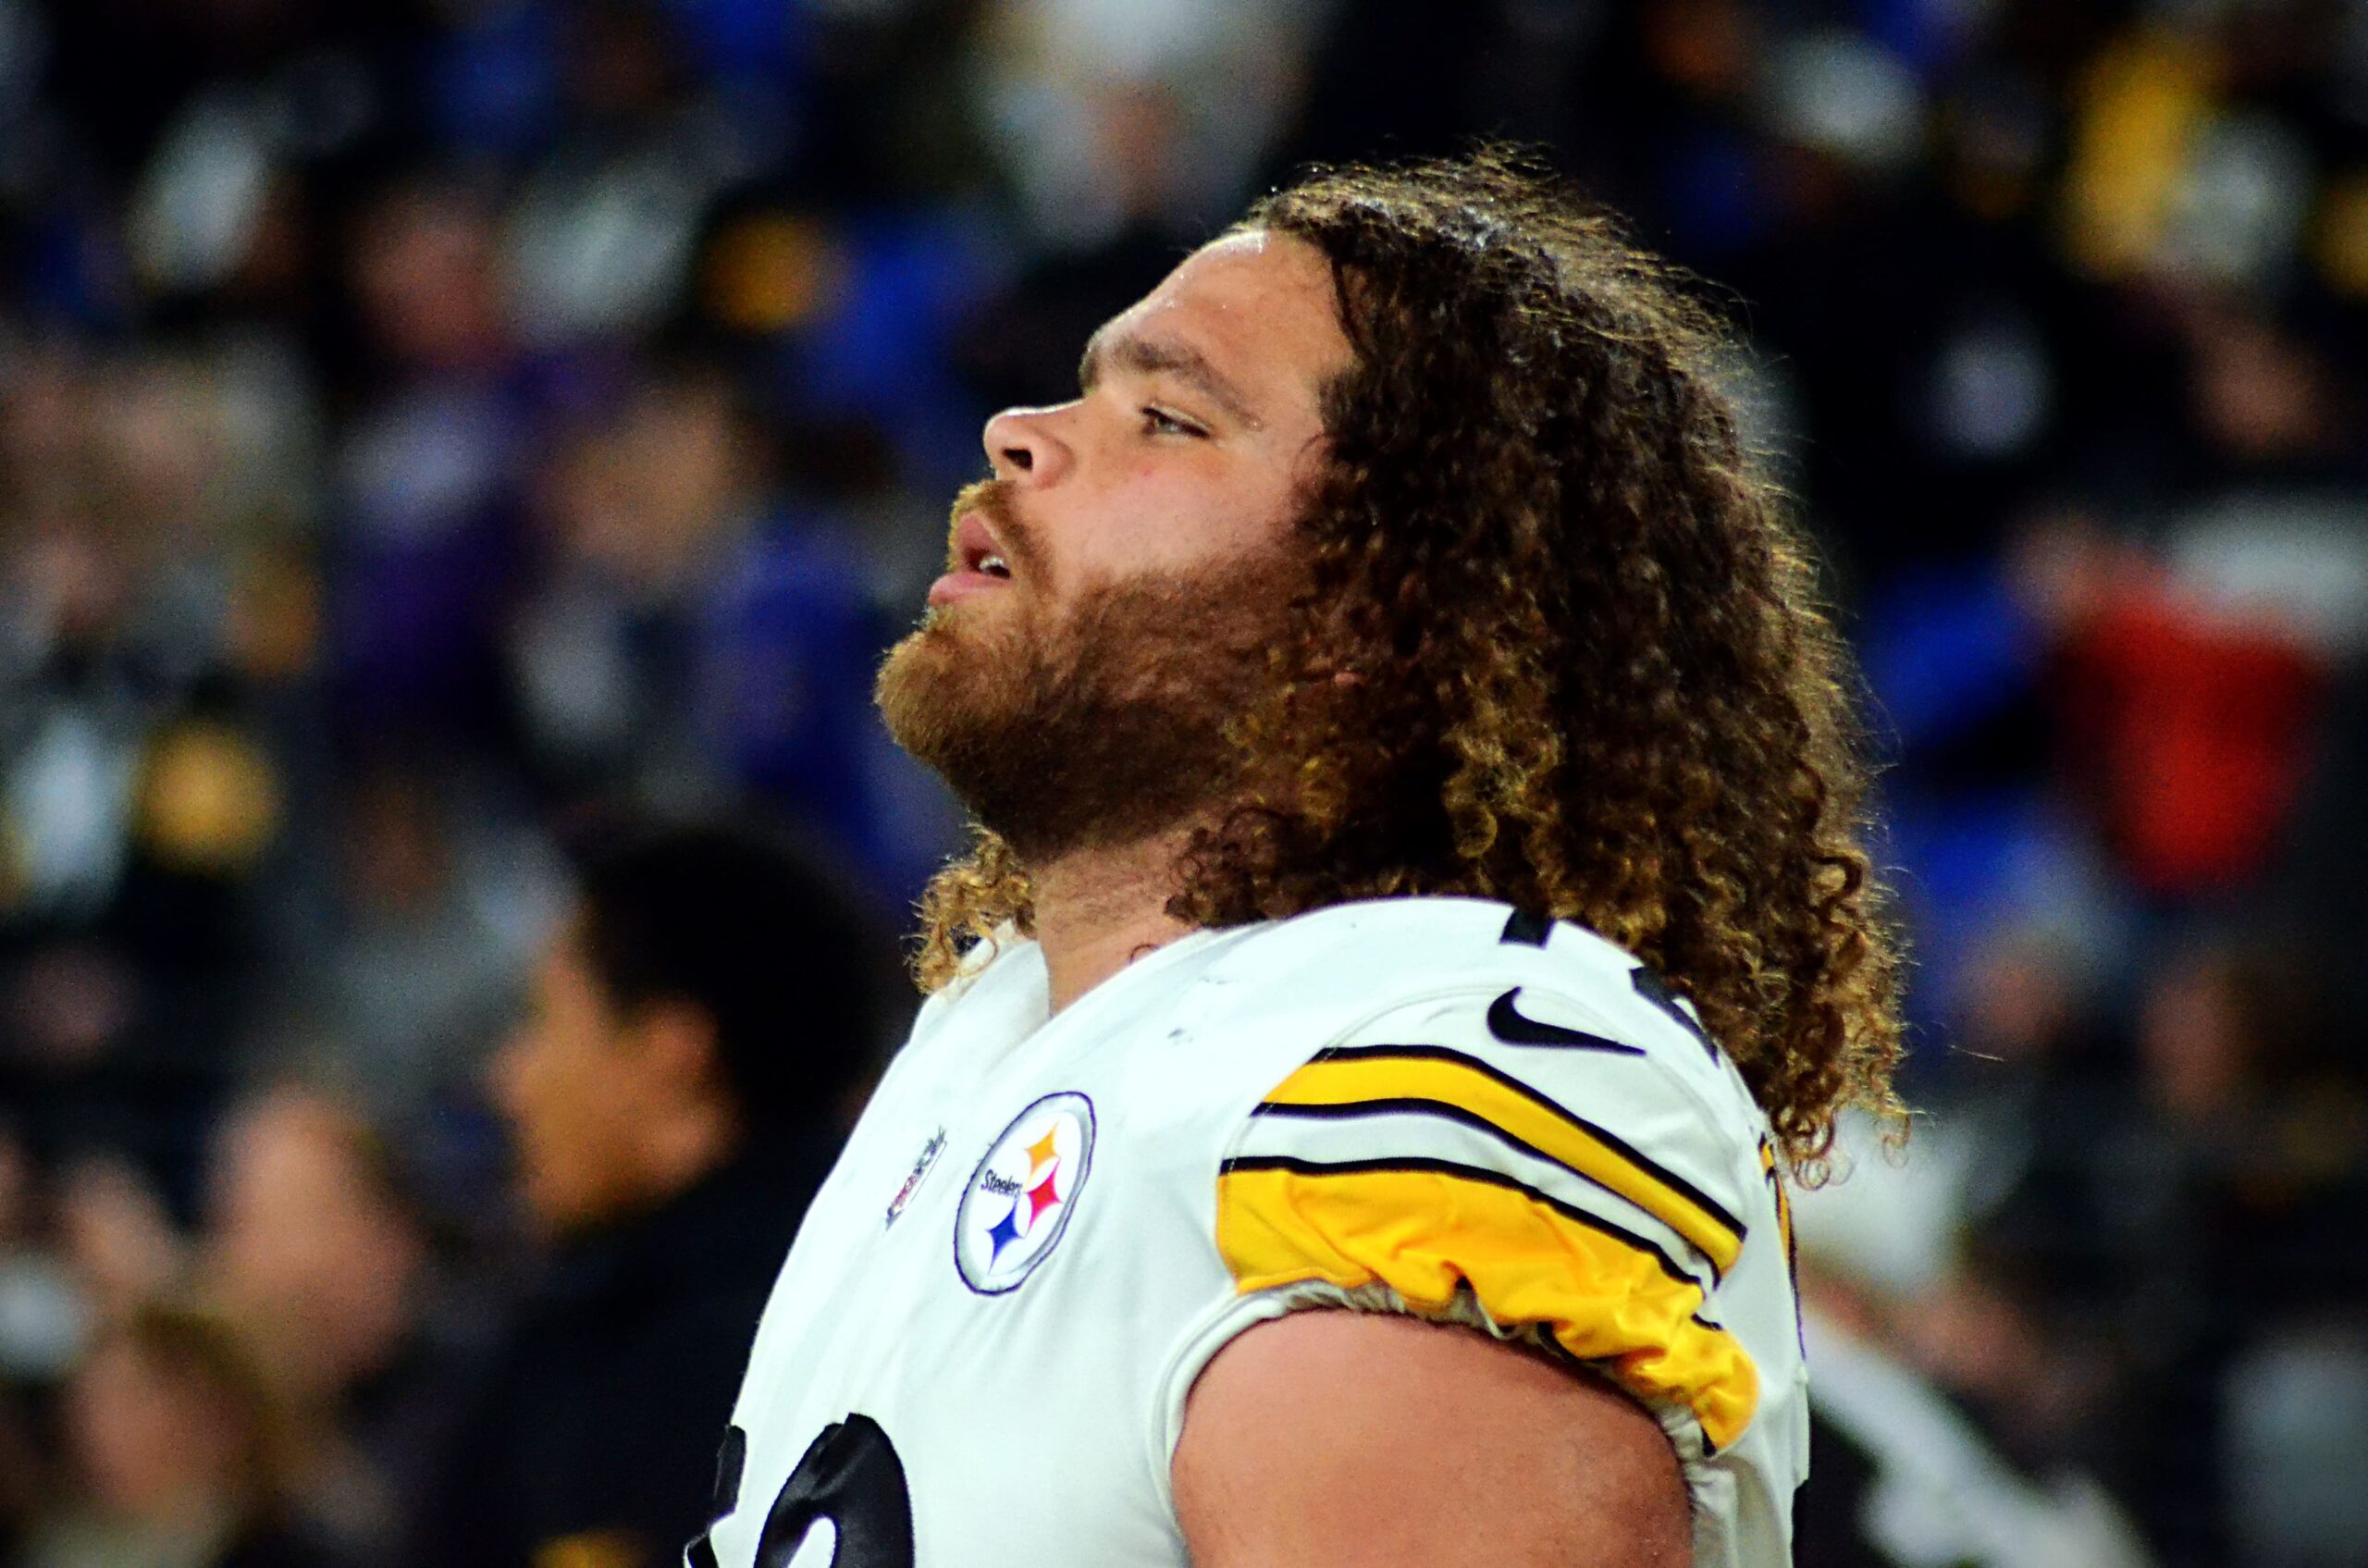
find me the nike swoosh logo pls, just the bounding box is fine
[1486,989,1645,1054]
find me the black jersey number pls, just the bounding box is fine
[686,1415,913,1568]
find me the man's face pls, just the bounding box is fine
[487,926,650,1239]
[202,1091,420,1392]
[877,230,1352,855]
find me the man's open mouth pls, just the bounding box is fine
[955,511,1015,580]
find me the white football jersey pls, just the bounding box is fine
[694,897,1807,1568]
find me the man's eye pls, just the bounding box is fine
[1141,407,1203,438]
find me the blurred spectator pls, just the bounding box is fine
[197,1084,474,1566]
[1,339,308,1192]
[2126,937,2368,1565]
[970,0,1328,253]
[203,1088,426,1413]
[326,174,529,753]
[409,817,902,1568]
[285,763,542,1120]
[48,1154,183,1329]
[2056,544,2334,901]
[1790,1114,2155,1568]
[507,359,951,899]
[15,1298,336,1568]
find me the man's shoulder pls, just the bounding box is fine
[1180,898,1770,1247]
[1171,899,1788,1482]
[1225,896,1654,986]
[921,897,1650,1022]
[1196,898,1739,1092]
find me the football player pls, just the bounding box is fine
[695,150,1906,1568]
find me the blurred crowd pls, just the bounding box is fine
[0,0,2364,1564]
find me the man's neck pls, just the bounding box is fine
[1030,829,1197,1014]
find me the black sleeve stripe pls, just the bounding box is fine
[1248,1096,1730,1282]
[1217,1152,1708,1291]
[1499,907,1556,946]
[1300,1043,1749,1243]
[1630,964,1720,1061]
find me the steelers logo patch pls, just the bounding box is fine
[955,1093,1095,1295]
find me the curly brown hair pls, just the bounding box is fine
[912,150,1904,1175]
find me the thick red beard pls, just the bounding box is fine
[875,549,1300,864]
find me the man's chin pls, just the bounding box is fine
[876,620,1002,763]
[875,630,938,721]
[878,549,1297,860]
[883,610,984,684]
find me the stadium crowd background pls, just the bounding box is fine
[2,0,2365,1564]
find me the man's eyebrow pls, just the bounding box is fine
[1078,328,1265,430]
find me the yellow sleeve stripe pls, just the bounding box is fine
[1759,1136,1794,1264]
[1216,1155,1759,1451]
[1258,1045,1745,1278]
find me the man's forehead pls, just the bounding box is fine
[1128,230,1338,339]
[1095,231,1349,401]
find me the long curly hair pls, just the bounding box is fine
[912,150,1904,1174]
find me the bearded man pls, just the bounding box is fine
[694,151,1904,1568]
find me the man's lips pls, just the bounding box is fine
[927,567,1008,607]
[930,510,1016,606]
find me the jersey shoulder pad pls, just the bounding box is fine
[1203,898,1753,1108]
[1214,932,1768,1452]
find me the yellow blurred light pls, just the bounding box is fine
[137,722,281,876]
[531,1531,645,1568]
[2061,30,2216,278]
[702,213,845,333]
[0,817,28,915]
[2313,172,2368,297]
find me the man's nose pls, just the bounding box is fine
[982,405,1074,487]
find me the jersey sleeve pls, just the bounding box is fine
[1202,984,1766,1458]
